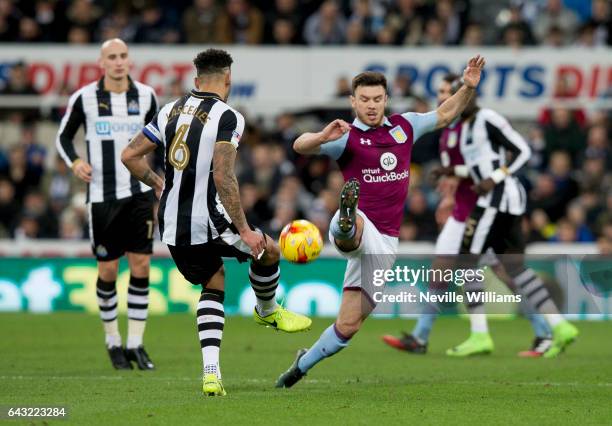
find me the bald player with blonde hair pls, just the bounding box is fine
[56,39,160,370]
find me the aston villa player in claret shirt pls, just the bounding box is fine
[276,55,486,388]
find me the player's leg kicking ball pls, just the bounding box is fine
[277,179,362,388]
[252,297,313,332]
[277,178,395,388]
[171,226,313,397]
[250,238,312,333]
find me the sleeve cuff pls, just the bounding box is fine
[454,165,469,178]
[216,140,238,149]
[143,126,162,146]
[491,167,508,184]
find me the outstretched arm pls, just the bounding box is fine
[435,54,486,129]
[121,132,164,197]
[293,119,351,155]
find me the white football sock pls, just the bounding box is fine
[545,313,564,327]
[127,319,146,349]
[469,312,489,334]
[103,320,121,348]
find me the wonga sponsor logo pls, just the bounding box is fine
[95,121,143,136]
[95,121,110,136]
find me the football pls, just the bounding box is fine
[279,220,323,263]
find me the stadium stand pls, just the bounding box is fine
[0,0,610,255]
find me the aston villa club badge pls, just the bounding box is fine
[389,125,407,144]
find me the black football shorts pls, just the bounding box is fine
[460,206,525,255]
[88,191,155,261]
[168,226,263,286]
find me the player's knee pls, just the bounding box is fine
[268,242,280,262]
[212,265,225,279]
[335,238,360,253]
[205,265,226,291]
[355,214,364,230]
[260,239,280,265]
[129,255,150,277]
[335,317,362,338]
[98,260,119,281]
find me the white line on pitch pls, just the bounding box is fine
[1,376,610,387]
[0,375,330,384]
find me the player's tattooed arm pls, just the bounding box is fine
[435,55,485,129]
[141,169,163,190]
[213,142,266,257]
[121,132,164,197]
[212,142,249,232]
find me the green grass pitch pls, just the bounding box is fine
[1,313,610,425]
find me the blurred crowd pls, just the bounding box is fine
[0,0,610,47]
[1,102,611,253]
[0,0,611,254]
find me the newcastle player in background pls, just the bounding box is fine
[431,76,579,358]
[121,48,311,396]
[56,39,158,370]
[382,74,554,358]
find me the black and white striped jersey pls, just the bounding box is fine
[56,77,158,203]
[142,90,245,246]
[459,108,531,215]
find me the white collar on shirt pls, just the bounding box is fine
[352,116,393,131]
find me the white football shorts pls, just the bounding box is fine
[329,209,398,301]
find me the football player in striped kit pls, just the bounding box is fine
[382,74,554,358]
[121,49,312,396]
[56,39,159,370]
[425,75,578,358]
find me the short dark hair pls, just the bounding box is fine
[443,72,462,93]
[193,49,233,77]
[351,71,387,94]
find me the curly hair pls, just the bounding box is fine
[193,49,233,76]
